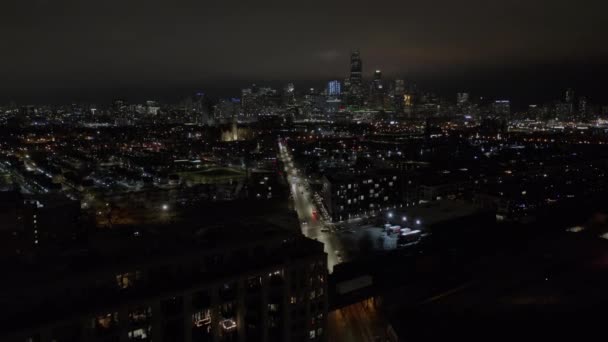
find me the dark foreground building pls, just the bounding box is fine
[1,225,328,342]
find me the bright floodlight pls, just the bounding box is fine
[162,204,169,211]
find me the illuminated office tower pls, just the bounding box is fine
[327,80,341,97]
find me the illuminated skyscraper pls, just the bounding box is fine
[283,83,296,105]
[328,80,341,97]
[394,80,406,113]
[350,50,362,85]
[370,70,384,109]
[394,80,405,96]
[565,88,575,103]
[346,50,364,106]
[492,100,511,118]
[578,96,587,116]
[457,93,470,106]
[373,69,381,82]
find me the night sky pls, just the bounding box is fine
[2,0,607,103]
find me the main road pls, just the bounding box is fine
[278,141,345,272]
[328,300,387,342]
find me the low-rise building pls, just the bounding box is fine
[322,170,403,222]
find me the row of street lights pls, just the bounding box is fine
[387,212,421,225]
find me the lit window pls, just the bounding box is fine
[129,306,152,324]
[116,271,141,289]
[128,326,151,340]
[220,318,237,331]
[192,309,211,327]
[310,330,316,339]
[94,312,119,331]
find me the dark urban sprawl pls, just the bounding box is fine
[2,3,608,340]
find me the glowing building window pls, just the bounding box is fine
[128,326,151,340]
[192,309,211,327]
[116,271,141,289]
[94,312,118,331]
[220,318,237,331]
[128,306,152,325]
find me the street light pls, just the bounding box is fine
[415,219,421,225]
[402,216,407,222]
[387,212,393,219]
[162,204,169,211]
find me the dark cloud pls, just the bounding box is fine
[1,0,607,101]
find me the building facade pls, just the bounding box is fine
[2,230,328,342]
[322,171,403,222]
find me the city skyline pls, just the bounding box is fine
[2,59,607,107]
[2,0,608,102]
[3,2,608,341]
